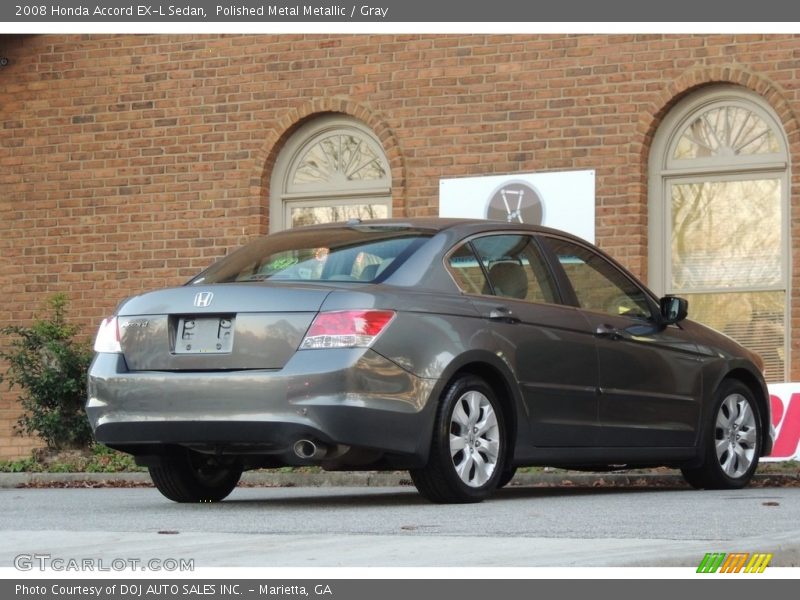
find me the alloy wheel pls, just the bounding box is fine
[449,390,501,487]
[714,392,757,478]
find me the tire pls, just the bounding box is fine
[149,448,242,503]
[411,375,506,503]
[681,380,761,490]
[497,467,517,489]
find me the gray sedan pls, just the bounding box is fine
[87,219,773,503]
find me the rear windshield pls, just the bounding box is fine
[190,227,431,285]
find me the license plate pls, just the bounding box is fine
[175,317,234,354]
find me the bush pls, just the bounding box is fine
[0,445,144,473]
[0,293,94,450]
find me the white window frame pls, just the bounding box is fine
[269,115,392,232]
[648,85,791,380]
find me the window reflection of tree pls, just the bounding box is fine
[671,180,781,290]
[291,204,388,228]
[671,178,785,379]
[657,91,788,382]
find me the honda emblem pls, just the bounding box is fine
[193,291,214,308]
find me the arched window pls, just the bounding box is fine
[270,115,391,232]
[648,86,790,382]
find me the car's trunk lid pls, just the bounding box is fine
[117,284,330,371]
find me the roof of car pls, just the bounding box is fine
[284,217,565,236]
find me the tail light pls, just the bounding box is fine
[300,310,395,350]
[94,317,121,353]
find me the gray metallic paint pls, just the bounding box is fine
[88,347,437,461]
[87,219,773,470]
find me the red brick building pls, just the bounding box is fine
[1,34,798,458]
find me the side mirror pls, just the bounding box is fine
[659,295,688,325]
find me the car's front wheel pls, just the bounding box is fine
[682,379,762,490]
[411,375,506,503]
[497,466,517,489]
[149,448,242,503]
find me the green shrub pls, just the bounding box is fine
[0,293,93,450]
[0,445,144,473]
[86,444,142,472]
[0,457,41,473]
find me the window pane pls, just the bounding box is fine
[670,179,782,290]
[293,133,387,185]
[686,291,785,382]
[192,228,429,284]
[447,244,487,295]
[289,204,389,228]
[544,238,652,319]
[657,91,789,383]
[471,235,557,304]
[672,105,780,160]
[292,141,334,184]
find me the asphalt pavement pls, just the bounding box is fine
[1,483,798,568]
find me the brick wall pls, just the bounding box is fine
[1,33,799,458]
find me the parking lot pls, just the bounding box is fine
[1,484,799,568]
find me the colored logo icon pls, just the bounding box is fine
[697,552,772,573]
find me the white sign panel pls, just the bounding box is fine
[764,383,800,461]
[439,170,596,242]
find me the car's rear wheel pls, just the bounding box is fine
[149,448,242,503]
[681,380,761,490]
[411,375,506,503]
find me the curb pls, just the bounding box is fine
[1,470,798,489]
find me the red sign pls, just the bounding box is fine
[765,383,800,460]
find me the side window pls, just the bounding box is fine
[543,237,653,319]
[447,243,488,295]
[471,235,558,304]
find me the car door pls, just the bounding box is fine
[540,235,704,447]
[447,233,600,447]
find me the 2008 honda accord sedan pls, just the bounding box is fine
[87,218,774,503]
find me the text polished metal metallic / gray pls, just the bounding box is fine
[87,219,774,504]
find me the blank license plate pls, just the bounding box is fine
[175,317,234,354]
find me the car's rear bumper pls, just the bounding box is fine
[87,348,438,461]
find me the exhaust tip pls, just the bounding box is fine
[293,439,326,460]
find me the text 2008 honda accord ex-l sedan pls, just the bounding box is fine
[87,218,774,503]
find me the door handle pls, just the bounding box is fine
[488,307,521,324]
[595,324,622,340]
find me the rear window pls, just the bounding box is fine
[190,227,431,285]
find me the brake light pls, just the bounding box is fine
[300,310,395,349]
[94,317,121,353]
